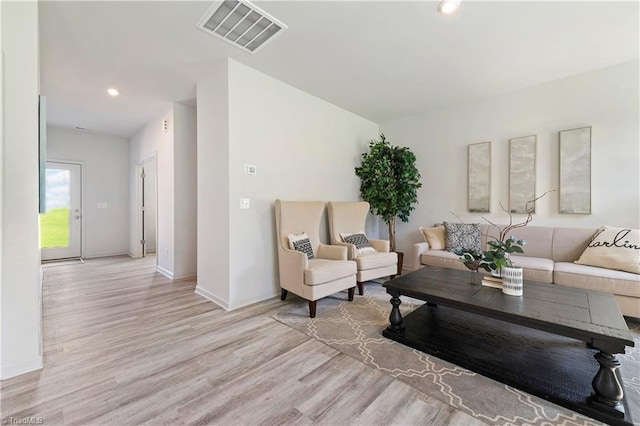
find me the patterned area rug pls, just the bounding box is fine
[273,283,640,426]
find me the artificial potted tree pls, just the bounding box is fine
[355,133,422,274]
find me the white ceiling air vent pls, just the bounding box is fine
[197,0,287,54]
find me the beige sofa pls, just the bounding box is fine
[411,225,640,318]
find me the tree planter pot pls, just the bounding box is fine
[501,266,523,296]
[396,252,404,276]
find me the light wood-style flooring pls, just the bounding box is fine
[1,255,485,425]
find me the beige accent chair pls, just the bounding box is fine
[327,201,398,295]
[275,200,357,318]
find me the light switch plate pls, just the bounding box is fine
[245,164,257,175]
[240,198,250,209]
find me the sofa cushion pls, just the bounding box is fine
[551,227,598,262]
[575,226,640,274]
[356,251,397,271]
[305,259,356,285]
[492,226,554,259]
[421,250,468,271]
[444,222,482,253]
[419,226,446,250]
[509,255,554,283]
[554,262,640,298]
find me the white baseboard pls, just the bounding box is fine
[156,265,174,279]
[84,251,128,259]
[1,356,43,380]
[173,274,197,281]
[195,286,230,310]
[228,293,279,311]
[194,286,278,312]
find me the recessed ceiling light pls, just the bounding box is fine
[438,0,461,15]
[107,88,120,97]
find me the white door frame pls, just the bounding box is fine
[41,159,86,259]
[134,152,158,264]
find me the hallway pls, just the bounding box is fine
[1,256,479,425]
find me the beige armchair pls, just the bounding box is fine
[327,201,398,295]
[275,200,357,318]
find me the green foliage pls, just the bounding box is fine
[40,207,70,248]
[484,235,525,270]
[354,134,422,250]
[457,236,526,273]
[454,248,483,271]
[453,192,555,273]
[454,248,483,262]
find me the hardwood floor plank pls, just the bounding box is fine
[176,340,340,425]
[354,380,484,425]
[295,355,396,422]
[0,255,489,426]
[261,408,313,426]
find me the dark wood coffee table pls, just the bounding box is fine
[382,265,635,426]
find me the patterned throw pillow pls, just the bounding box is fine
[288,232,314,259]
[340,232,377,255]
[443,222,482,253]
[575,226,640,274]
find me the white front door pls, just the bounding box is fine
[40,162,82,260]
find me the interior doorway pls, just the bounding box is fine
[40,161,82,260]
[137,154,157,258]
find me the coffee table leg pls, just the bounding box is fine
[590,351,625,418]
[386,291,404,334]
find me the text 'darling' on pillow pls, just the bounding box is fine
[419,226,445,250]
[575,226,640,274]
[443,222,482,253]
[340,232,377,255]
[288,232,314,260]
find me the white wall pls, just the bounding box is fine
[381,60,640,257]
[0,0,4,376]
[173,104,197,279]
[196,62,231,307]
[197,59,379,310]
[1,1,42,379]
[47,127,129,258]
[143,157,157,252]
[129,104,197,279]
[129,109,174,275]
[0,0,4,377]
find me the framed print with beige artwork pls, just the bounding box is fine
[559,127,591,214]
[468,142,491,213]
[509,135,536,214]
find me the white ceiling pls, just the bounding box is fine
[40,1,639,138]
